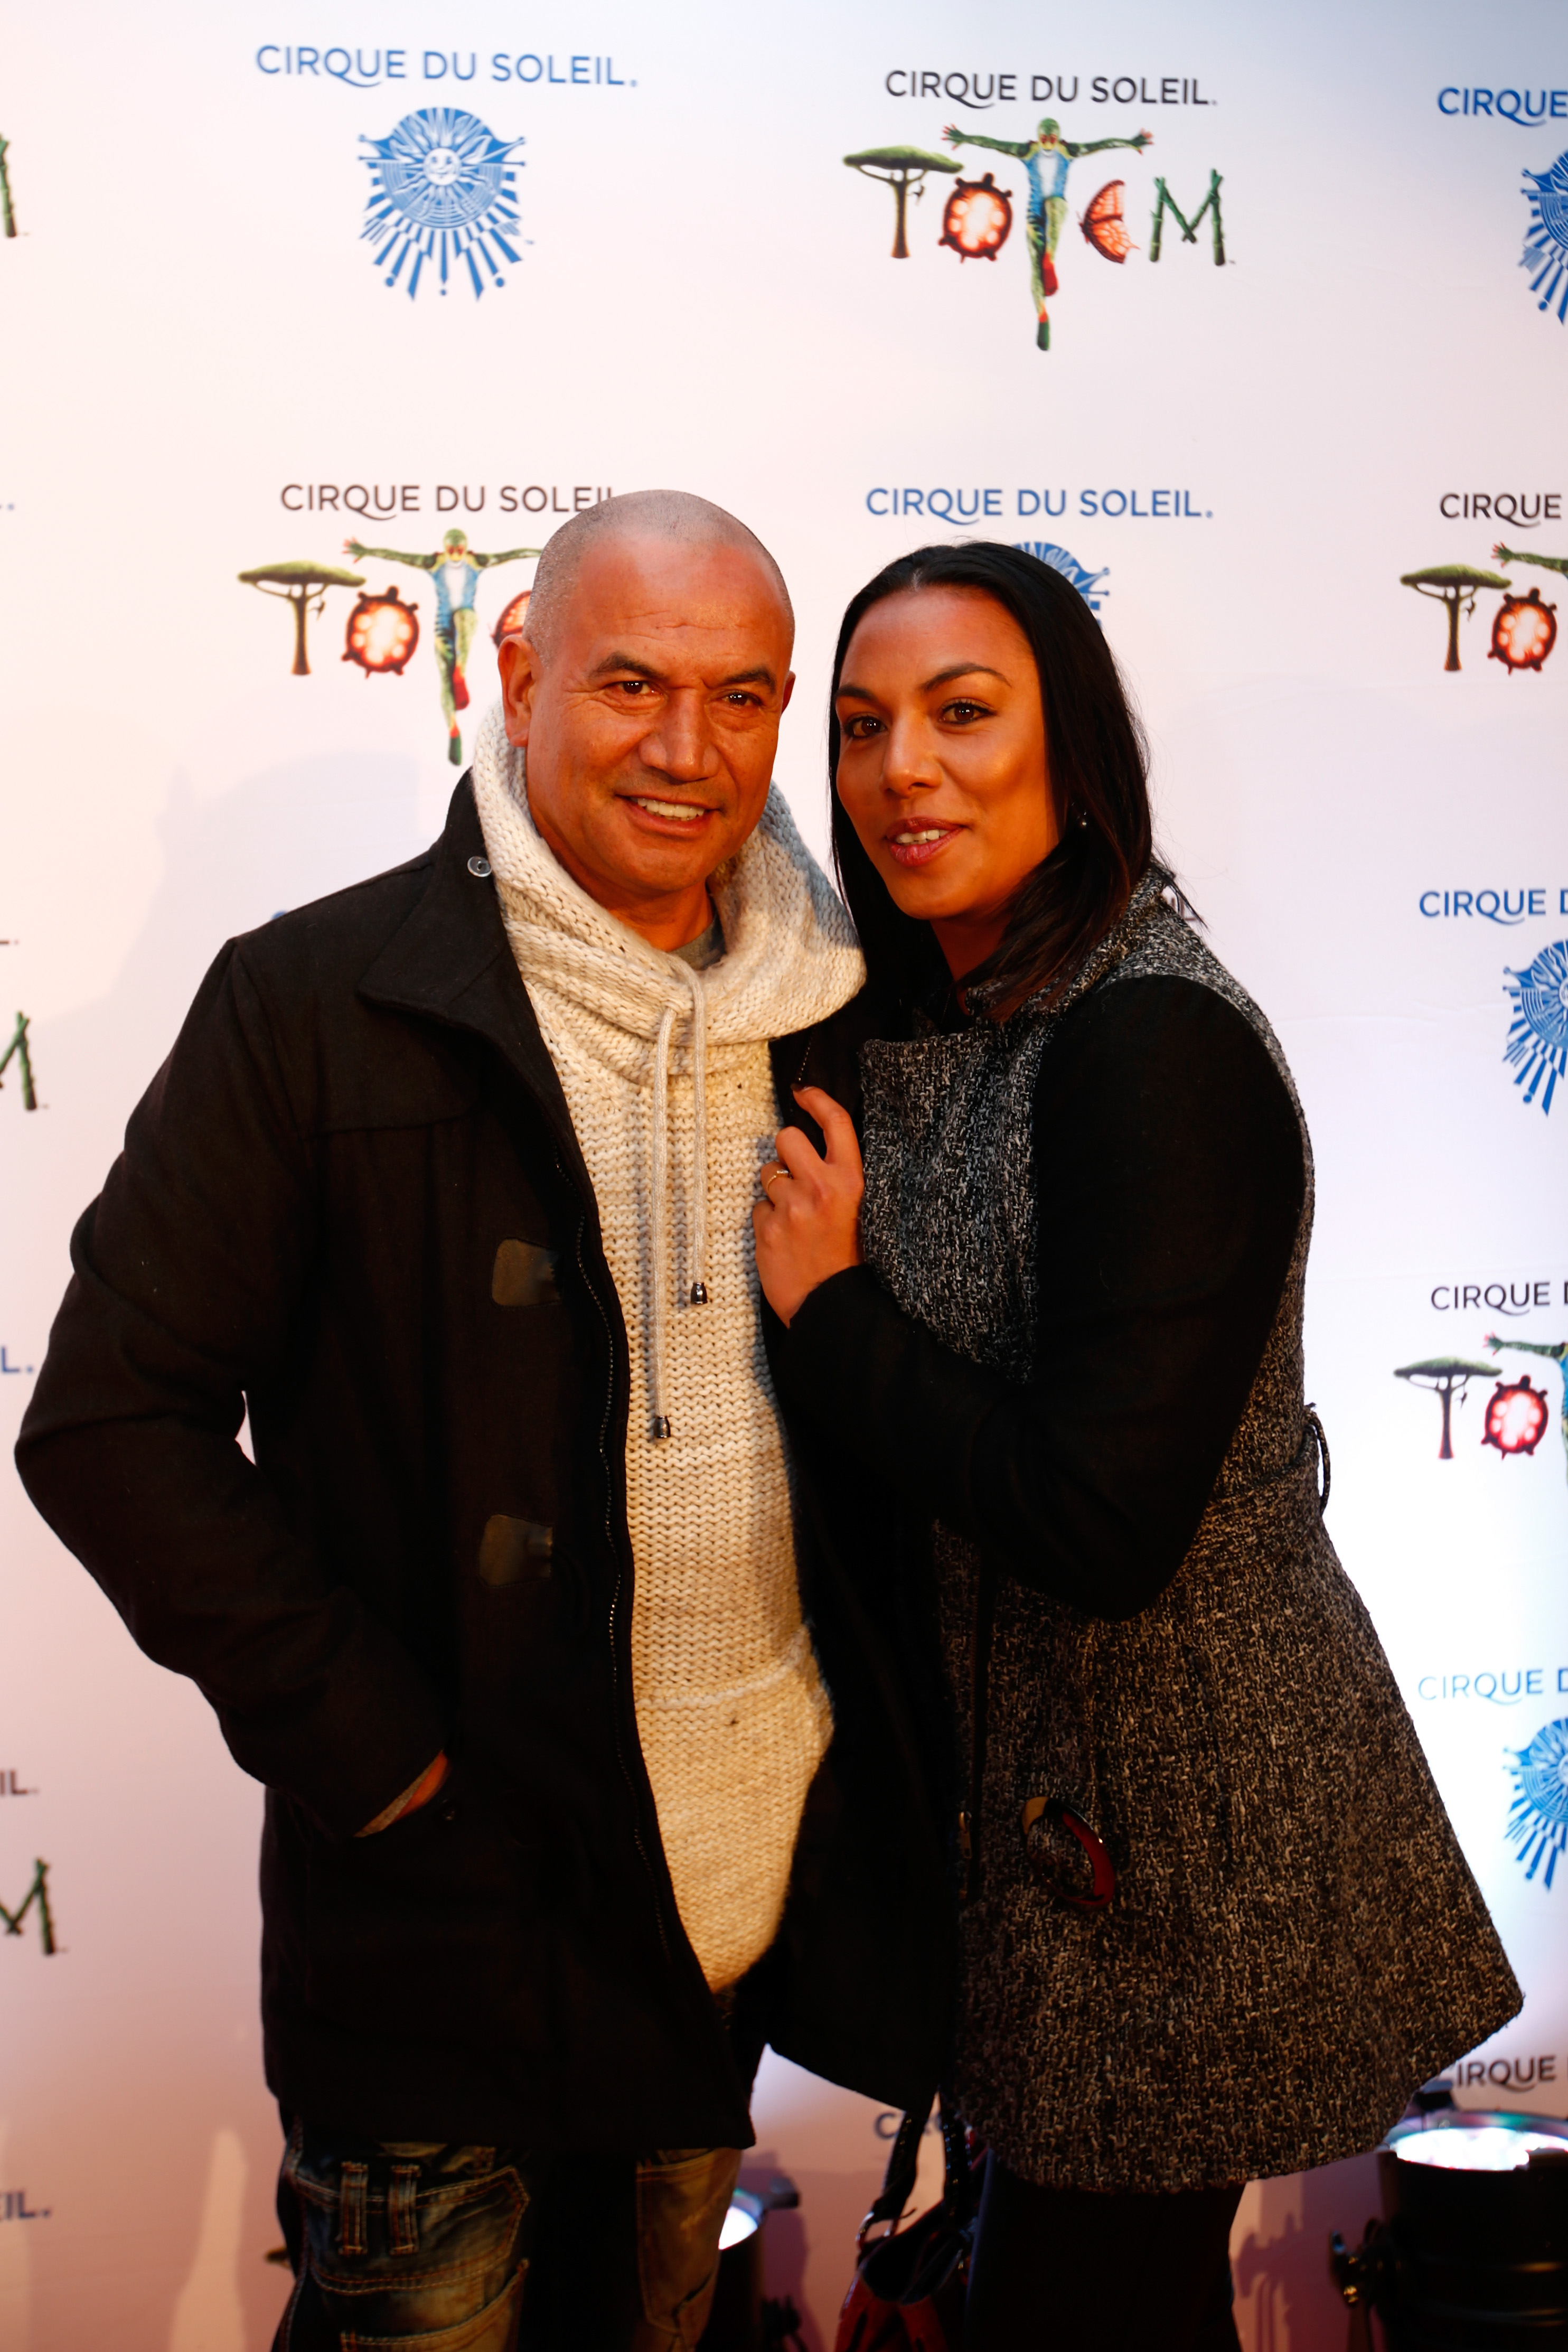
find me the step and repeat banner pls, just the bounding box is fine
[1,0,1565,2344]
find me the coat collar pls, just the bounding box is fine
[356,777,594,1198]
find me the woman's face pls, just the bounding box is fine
[834,586,1060,978]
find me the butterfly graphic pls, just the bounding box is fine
[1079,180,1135,263]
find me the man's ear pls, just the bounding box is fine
[780,669,796,714]
[498,636,542,748]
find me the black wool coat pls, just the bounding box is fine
[15,780,951,2151]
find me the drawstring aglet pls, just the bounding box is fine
[689,1282,708,1305]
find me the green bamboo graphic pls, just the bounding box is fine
[0,1860,57,1954]
[0,137,15,239]
[0,1011,37,1110]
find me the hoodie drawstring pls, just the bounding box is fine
[648,966,709,1441]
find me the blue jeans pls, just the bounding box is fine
[273,2122,742,2350]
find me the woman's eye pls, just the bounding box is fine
[842,715,885,740]
[942,700,989,725]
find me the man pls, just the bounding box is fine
[17,493,948,2348]
[943,115,1152,347]
[344,524,542,765]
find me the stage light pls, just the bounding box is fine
[343,586,421,676]
[1490,585,1558,673]
[1334,2102,1568,2342]
[940,173,1013,261]
[702,2179,800,2351]
[492,588,531,646]
[1484,1376,1551,1458]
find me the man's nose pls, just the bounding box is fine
[643,690,719,783]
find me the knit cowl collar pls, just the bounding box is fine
[470,699,864,1434]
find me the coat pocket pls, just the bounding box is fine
[303,1763,529,2035]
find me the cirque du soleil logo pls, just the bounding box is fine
[361,107,524,300]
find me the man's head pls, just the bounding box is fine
[444,529,470,556]
[1036,117,1062,147]
[497,491,795,947]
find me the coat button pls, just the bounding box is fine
[467,854,493,879]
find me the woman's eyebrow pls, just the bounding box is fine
[921,662,1009,691]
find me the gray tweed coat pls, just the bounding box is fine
[855,873,1520,2192]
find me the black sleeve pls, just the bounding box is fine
[772,977,1306,1620]
[14,944,448,1839]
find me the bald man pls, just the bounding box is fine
[17,494,951,2349]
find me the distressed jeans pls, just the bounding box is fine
[272,2122,743,2351]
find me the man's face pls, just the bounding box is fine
[497,533,795,922]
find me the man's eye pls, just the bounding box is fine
[610,679,652,696]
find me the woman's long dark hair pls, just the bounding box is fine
[828,541,1153,1012]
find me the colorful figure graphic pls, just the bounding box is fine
[843,146,961,258]
[1522,149,1568,324]
[0,1010,38,1111]
[239,559,365,675]
[1502,938,1568,1114]
[1487,1334,1568,1487]
[1494,542,1568,582]
[362,108,524,301]
[1393,1357,1499,1458]
[942,116,1152,348]
[1507,1717,1568,1886]
[344,530,541,765]
[1398,563,1511,671]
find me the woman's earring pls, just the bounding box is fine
[1075,805,1089,830]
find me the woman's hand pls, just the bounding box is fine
[752,1087,865,1327]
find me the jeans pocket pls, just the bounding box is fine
[339,2270,523,2350]
[634,2148,741,2350]
[283,2128,529,2347]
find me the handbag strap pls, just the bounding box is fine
[856,2093,973,2248]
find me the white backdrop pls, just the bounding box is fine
[2,2,1566,2345]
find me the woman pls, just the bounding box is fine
[753,544,1519,2350]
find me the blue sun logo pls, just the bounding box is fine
[1013,543,1111,615]
[1504,939,1568,1114]
[1522,149,1568,323]
[361,108,524,300]
[1507,1718,1568,1886]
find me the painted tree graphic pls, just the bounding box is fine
[1399,564,1511,672]
[843,146,961,257]
[239,560,366,677]
[1394,1357,1499,1458]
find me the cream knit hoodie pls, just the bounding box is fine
[471,704,865,1989]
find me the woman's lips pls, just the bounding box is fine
[886,824,961,869]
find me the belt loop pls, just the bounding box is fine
[389,2163,420,2256]
[1306,1407,1331,1512]
[339,2160,369,2258]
